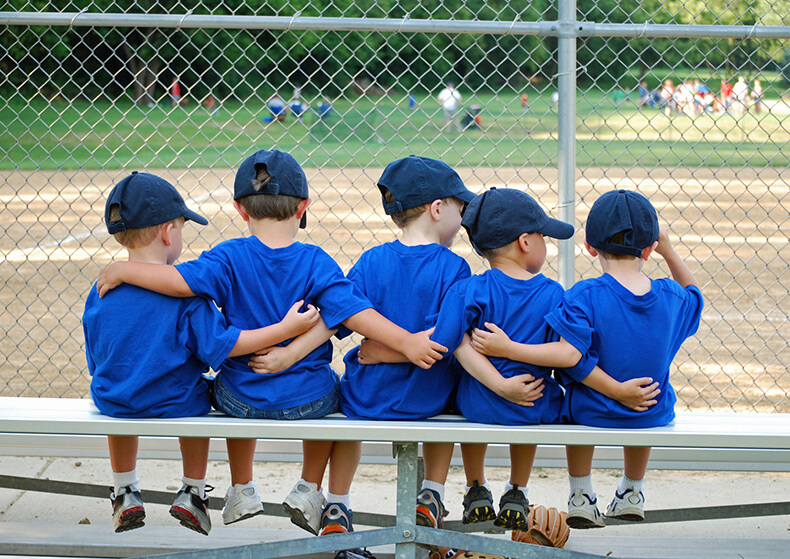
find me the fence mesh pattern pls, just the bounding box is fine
[1,1,788,412]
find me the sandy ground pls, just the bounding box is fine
[1,166,788,412]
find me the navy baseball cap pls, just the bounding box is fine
[585,189,659,257]
[378,155,475,215]
[104,172,208,234]
[234,149,309,228]
[462,188,574,253]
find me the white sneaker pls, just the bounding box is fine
[605,488,645,522]
[282,480,327,535]
[566,489,605,529]
[222,482,265,525]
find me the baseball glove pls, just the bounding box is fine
[511,504,570,549]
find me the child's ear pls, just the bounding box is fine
[233,200,251,222]
[428,199,443,221]
[517,232,531,253]
[296,198,311,220]
[584,240,598,257]
[641,240,659,261]
[161,222,174,246]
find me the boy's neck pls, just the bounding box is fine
[126,244,168,265]
[247,216,299,249]
[599,257,651,294]
[399,220,441,247]
[488,255,537,281]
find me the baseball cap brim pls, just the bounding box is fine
[183,208,209,226]
[538,218,575,240]
[453,188,476,205]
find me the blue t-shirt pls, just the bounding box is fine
[83,284,240,418]
[431,269,565,425]
[176,237,372,410]
[546,273,704,428]
[340,241,471,419]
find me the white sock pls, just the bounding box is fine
[327,492,351,508]
[505,481,529,500]
[464,479,489,495]
[568,474,594,498]
[617,474,644,495]
[112,469,140,495]
[182,476,207,499]
[421,480,445,502]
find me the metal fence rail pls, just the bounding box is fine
[1,0,788,412]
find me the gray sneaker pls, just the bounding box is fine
[111,486,145,533]
[222,482,265,525]
[566,489,605,529]
[605,488,645,522]
[283,480,327,535]
[169,485,212,535]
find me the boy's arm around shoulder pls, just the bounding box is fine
[580,366,661,412]
[248,314,335,374]
[470,323,582,368]
[455,334,544,406]
[343,308,447,370]
[229,301,320,358]
[97,262,193,298]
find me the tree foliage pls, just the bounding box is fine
[1,0,785,101]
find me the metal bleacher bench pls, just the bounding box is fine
[0,396,789,559]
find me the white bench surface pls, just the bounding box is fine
[1,397,788,450]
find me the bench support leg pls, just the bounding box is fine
[394,442,418,559]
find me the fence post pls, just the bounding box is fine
[557,0,577,288]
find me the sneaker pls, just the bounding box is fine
[416,488,447,530]
[493,485,529,530]
[222,482,265,525]
[566,489,605,529]
[169,485,212,535]
[334,549,376,559]
[283,480,328,535]
[461,481,496,524]
[605,488,645,522]
[320,502,353,536]
[110,486,145,533]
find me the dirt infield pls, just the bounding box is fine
[1,166,788,411]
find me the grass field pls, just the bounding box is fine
[2,89,790,171]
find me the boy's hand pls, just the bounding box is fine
[498,374,545,407]
[470,322,512,357]
[280,301,320,338]
[96,262,127,298]
[248,346,296,375]
[654,229,673,258]
[613,377,660,412]
[357,338,385,365]
[402,329,447,370]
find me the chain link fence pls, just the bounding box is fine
[1,1,788,412]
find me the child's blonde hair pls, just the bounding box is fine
[108,205,184,248]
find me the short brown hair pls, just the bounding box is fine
[238,165,303,220]
[380,187,429,228]
[108,205,183,248]
[479,245,506,260]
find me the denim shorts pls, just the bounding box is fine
[211,373,340,420]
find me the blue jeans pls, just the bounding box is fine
[212,373,340,420]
